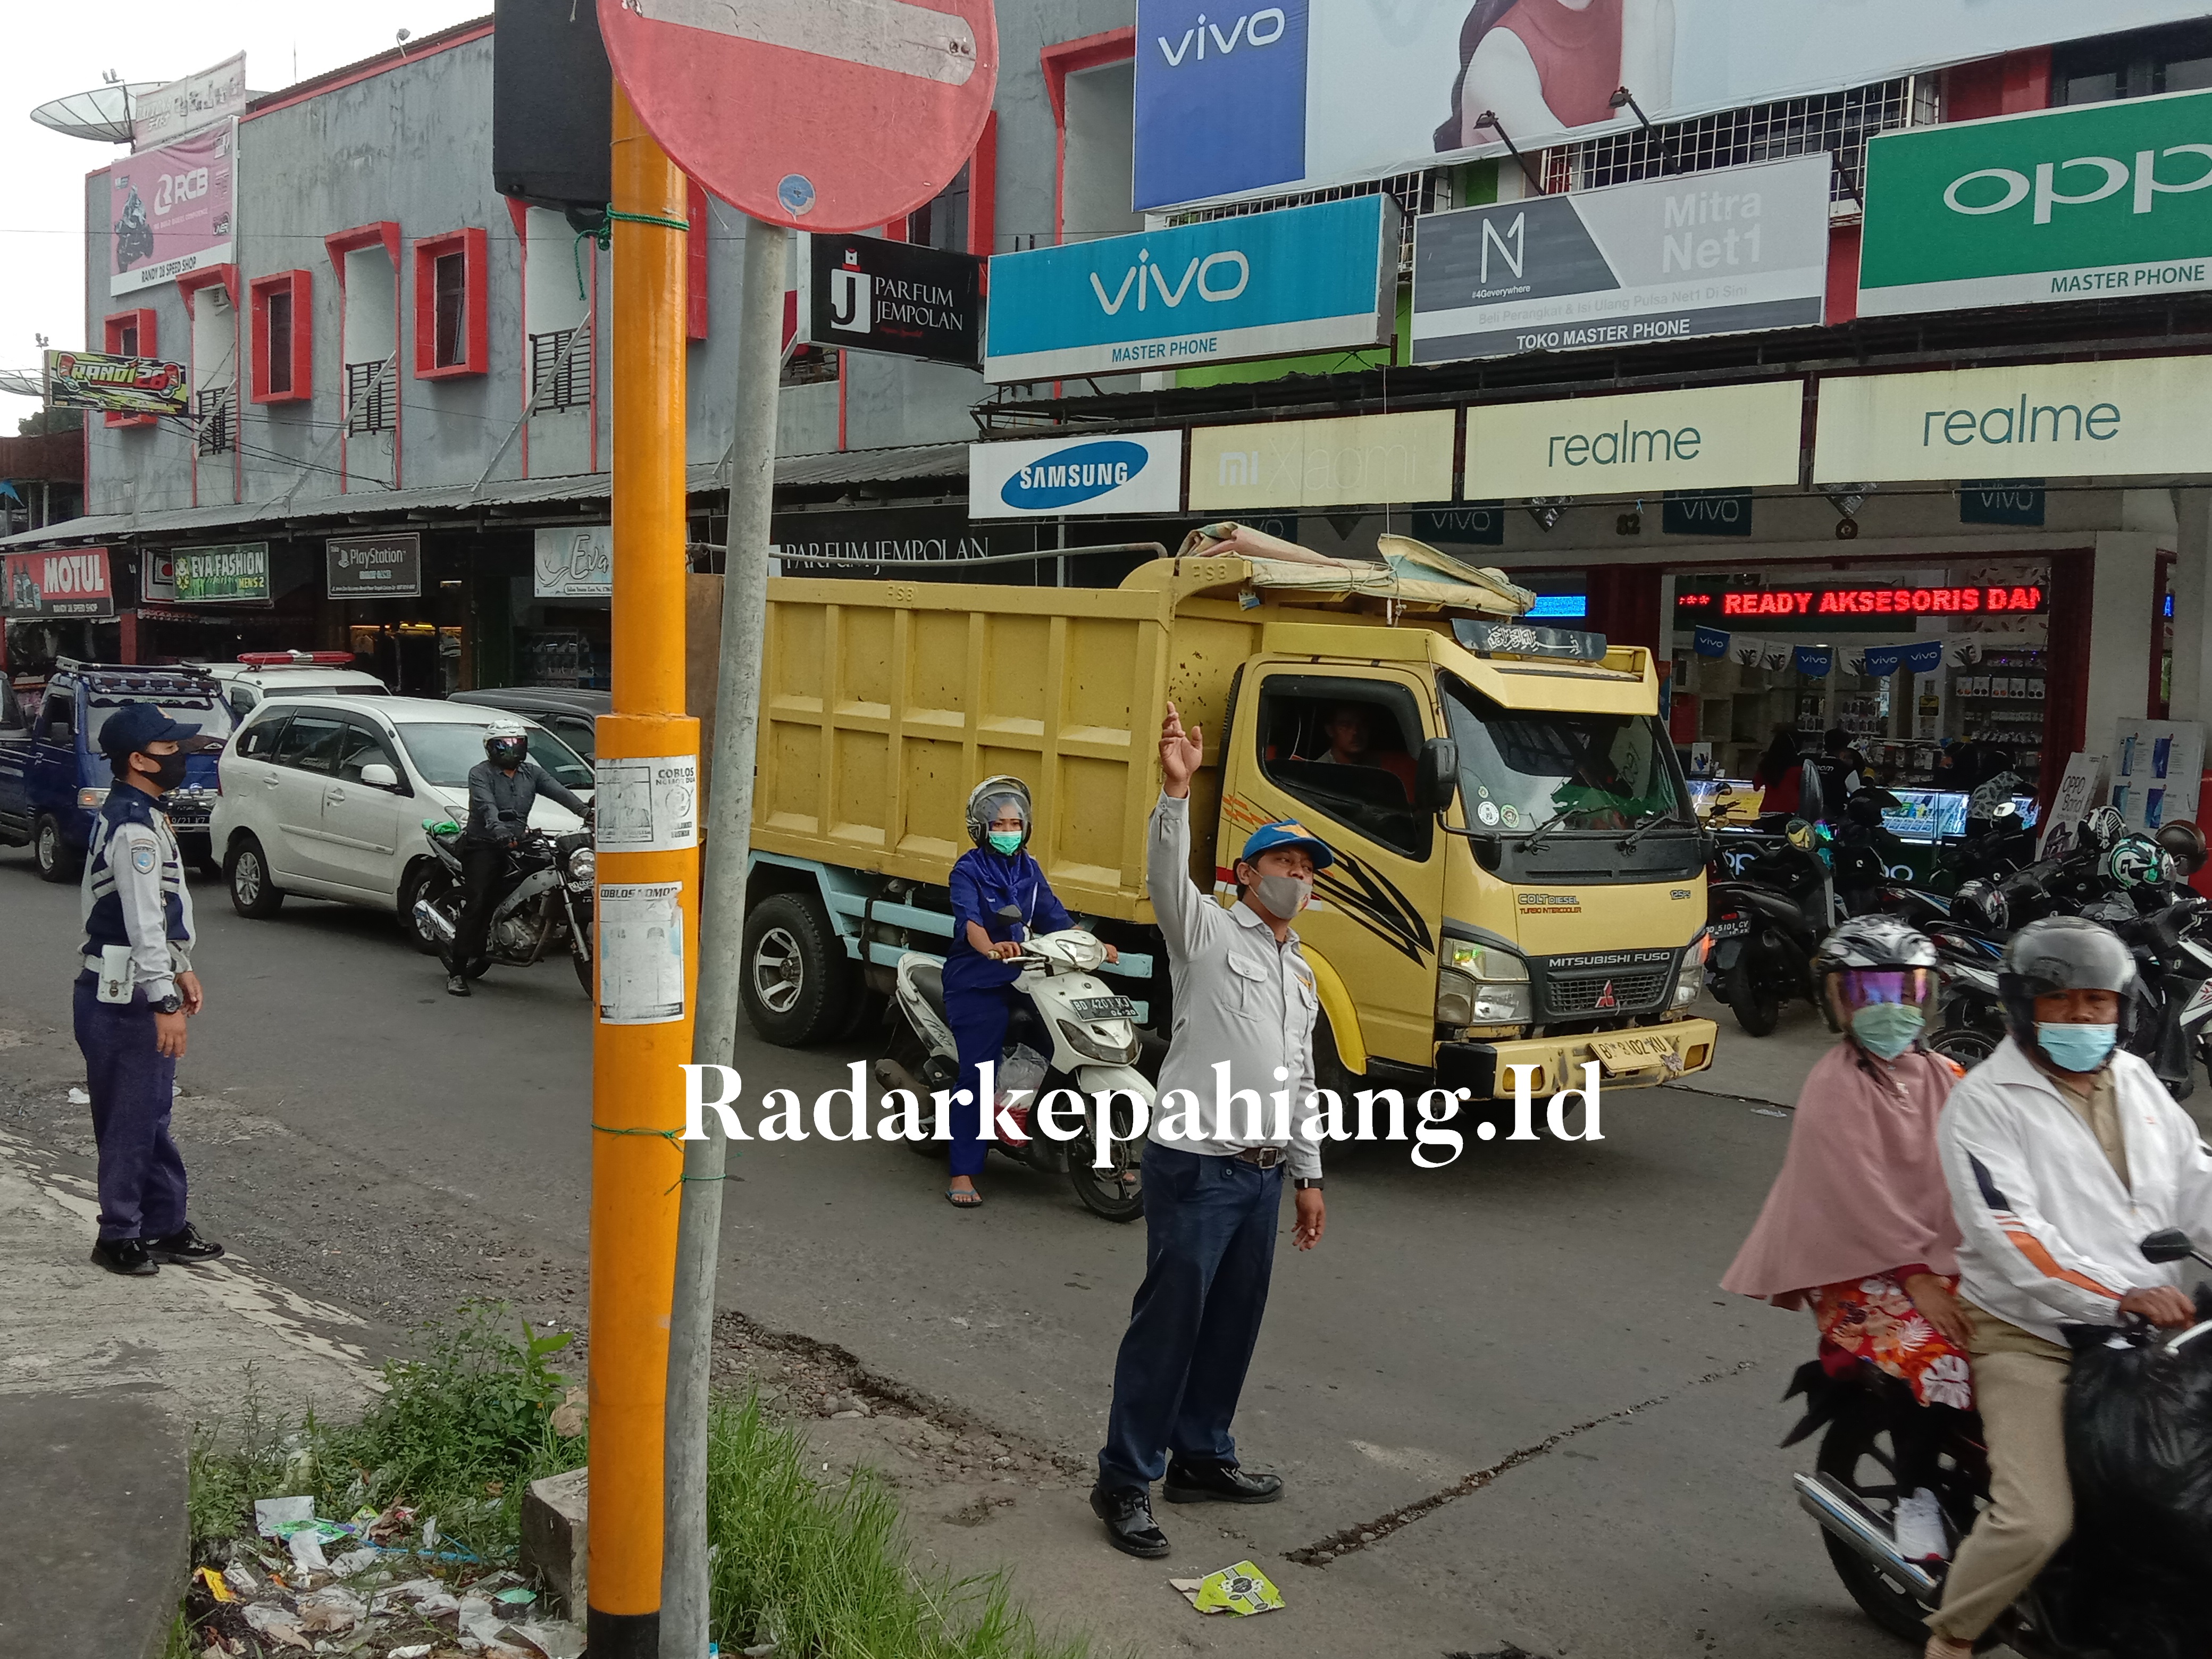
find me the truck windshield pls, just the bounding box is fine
[86,697,234,745]
[1440,678,1687,835]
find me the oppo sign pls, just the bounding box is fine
[1861,87,2212,317]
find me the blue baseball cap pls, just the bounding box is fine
[99,701,199,760]
[1240,818,1335,871]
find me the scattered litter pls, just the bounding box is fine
[241,1603,311,1650]
[1750,1105,1790,1119]
[254,1496,315,1537]
[67,1087,89,1105]
[295,1587,366,1633]
[383,1578,461,1618]
[195,1565,233,1602]
[326,1545,381,1578]
[493,1586,537,1605]
[422,1515,440,1550]
[388,1648,434,1659]
[741,1644,779,1657]
[222,1564,257,1597]
[1170,1560,1286,1616]
[286,1527,328,1573]
[513,1620,586,1659]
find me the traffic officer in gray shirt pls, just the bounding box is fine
[1092,700,1329,1557]
[77,702,224,1277]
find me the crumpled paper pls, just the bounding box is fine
[1169,1560,1285,1615]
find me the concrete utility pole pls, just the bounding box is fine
[587,86,701,1659]
[661,211,787,1659]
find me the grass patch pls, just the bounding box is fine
[706,1393,1097,1659]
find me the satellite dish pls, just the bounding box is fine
[30,82,162,145]
[0,370,43,398]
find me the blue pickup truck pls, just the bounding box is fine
[0,660,233,882]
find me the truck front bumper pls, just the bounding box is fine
[1435,1019,1718,1100]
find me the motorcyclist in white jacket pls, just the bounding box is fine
[1925,916,2212,1658]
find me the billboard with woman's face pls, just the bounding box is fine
[1134,0,2211,211]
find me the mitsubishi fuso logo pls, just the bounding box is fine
[1088,247,1251,315]
[1946,145,2212,224]
[828,249,872,334]
[1153,6,1288,66]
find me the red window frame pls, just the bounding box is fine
[413,227,489,379]
[249,270,314,404]
[1041,29,1135,245]
[101,308,160,428]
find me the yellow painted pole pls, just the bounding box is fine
[588,86,700,1659]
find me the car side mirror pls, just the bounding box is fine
[1417,737,1460,815]
[357,763,400,790]
[2141,1227,2197,1265]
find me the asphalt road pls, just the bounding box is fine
[0,843,1911,1658]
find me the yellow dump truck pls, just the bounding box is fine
[731,528,1718,1103]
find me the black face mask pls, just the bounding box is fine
[140,750,189,791]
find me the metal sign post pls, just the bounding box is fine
[586,87,702,1659]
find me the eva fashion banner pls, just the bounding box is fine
[109,121,235,296]
[1131,0,2210,210]
[1861,89,2212,319]
[1411,154,1831,365]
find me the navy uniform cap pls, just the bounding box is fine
[99,701,199,760]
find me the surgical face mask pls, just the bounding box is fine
[1247,870,1314,920]
[986,830,1024,856]
[2037,1021,2119,1073]
[1849,1001,1924,1061]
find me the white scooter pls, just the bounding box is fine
[873,923,1151,1221]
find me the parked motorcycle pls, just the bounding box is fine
[873,922,1151,1222]
[1789,1227,2212,1656]
[1705,820,1836,1036]
[408,819,596,998]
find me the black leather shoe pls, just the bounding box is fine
[90,1237,158,1277]
[146,1224,225,1266]
[1163,1460,1283,1504]
[1090,1482,1170,1557]
[446,973,472,997]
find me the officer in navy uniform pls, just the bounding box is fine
[77,703,225,1277]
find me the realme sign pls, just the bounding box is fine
[1812,356,2212,483]
[1463,381,1804,499]
[1189,409,1455,510]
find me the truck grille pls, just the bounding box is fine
[1545,969,1670,1017]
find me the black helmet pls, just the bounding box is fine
[2158,819,2208,876]
[1951,878,2008,937]
[1997,916,2138,1046]
[2080,805,2126,854]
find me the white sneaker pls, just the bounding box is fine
[1893,1487,1950,1562]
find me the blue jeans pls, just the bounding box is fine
[1097,1143,1281,1490]
[72,973,187,1243]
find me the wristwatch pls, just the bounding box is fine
[152,993,183,1015]
[1294,1177,1324,1192]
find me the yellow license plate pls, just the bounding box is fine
[1586,1032,1679,1074]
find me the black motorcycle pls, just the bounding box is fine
[1791,1228,2212,1657]
[1705,822,1836,1036]
[408,820,596,998]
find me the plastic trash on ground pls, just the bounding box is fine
[1170,1560,1286,1615]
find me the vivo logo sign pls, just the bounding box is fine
[1946,146,2212,224]
[1154,6,1287,65]
[1000,441,1153,510]
[1089,247,1251,314]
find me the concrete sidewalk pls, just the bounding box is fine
[0,1112,381,1658]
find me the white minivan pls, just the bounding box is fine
[211,695,592,947]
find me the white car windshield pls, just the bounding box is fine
[391,720,592,791]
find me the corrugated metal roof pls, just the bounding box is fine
[0,443,974,550]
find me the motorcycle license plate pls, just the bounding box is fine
[1070,995,1135,1021]
[1710,917,1750,940]
[1587,1032,1681,1074]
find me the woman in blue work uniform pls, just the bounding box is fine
[941,776,1114,1208]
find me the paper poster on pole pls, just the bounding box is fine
[2108,720,2205,834]
[593,755,699,850]
[2039,752,2110,858]
[598,882,686,1024]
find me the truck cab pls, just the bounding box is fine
[0,660,232,882]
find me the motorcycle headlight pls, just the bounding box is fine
[566,848,596,891]
[1057,1018,1138,1065]
[1438,943,1531,1027]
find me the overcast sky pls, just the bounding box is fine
[3,3,491,414]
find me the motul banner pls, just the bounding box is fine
[4,548,116,618]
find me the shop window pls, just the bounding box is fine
[1255,676,1431,859]
[413,228,488,379]
[182,270,238,456]
[523,207,593,413]
[1054,48,1139,244]
[907,164,970,252]
[328,223,400,436]
[2054,21,2212,104]
[250,271,313,404]
[102,308,160,429]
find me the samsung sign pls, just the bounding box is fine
[983,195,1397,383]
[969,432,1185,520]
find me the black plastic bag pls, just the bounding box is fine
[2063,1289,2212,1659]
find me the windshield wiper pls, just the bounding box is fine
[1520,806,1578,853]
[1617,811,1687,854]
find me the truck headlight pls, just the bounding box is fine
[1057,1019,1138,1064]
[1438,943,1531,1027]
[1673,934,1708,1007]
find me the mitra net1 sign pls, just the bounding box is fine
[1861,87,2212,317]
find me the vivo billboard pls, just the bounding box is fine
[1861,88,2212,317]
[1133,0,2212,211]
[982,195,1397,382]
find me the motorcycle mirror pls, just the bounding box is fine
[2141,1228,2197,1265]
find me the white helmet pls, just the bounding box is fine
[484,716,530,764]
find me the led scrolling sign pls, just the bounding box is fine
[1676,582,2048,619]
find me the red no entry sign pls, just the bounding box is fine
[599,0,998,233]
